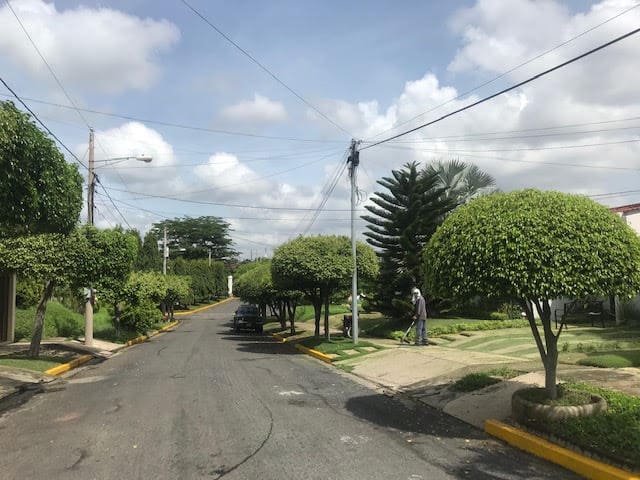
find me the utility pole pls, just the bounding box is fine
[87,128,95,226]
[208,249,212,267]
[163,227,168,275]
[85,128,95,346]
[348,139,360,344]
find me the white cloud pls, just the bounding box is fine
[221,94,287,124]
[78,122,184,193]
[0,0,179,94]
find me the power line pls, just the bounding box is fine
[5,0,91,129]
[384,122,640,144]
[381,138,638,155]
[105,185,356,211]
[180,0,352,138]
[366,2,640,141]
[394,148,640,172]
[0,76,88,171]
[0,93,346,144]
[362,27,640,151]
[94,177,132,229]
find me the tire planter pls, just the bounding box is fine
[512,388,607,423]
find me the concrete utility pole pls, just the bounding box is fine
[87,128,95,226]
[163,227,168,275]
[348,139,360,344]
[84,128,95,346]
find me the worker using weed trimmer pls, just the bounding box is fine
[411,287,429,346]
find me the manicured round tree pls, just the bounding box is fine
[424,189,640,399]
[271,235,379,339]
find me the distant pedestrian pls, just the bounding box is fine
[411,287,428,345]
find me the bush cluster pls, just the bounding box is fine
[15,302,84,341]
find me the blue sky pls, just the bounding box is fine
[1,0,639,258]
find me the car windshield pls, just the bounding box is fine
[237,306,259,315]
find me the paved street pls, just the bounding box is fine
[0,301,579,479]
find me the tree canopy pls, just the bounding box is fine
[424,189,640,398]
[361,162,455,315]
[272,235,378,337]
[0,101,83,236]
[423,159,497,206]
[151,216,236,261]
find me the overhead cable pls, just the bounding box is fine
[362,27,640,151]
[180,0,353,138]
[366,2,640,140]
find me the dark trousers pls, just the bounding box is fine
[415,318,428,344]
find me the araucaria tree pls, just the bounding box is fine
[271,235,379,339]
[362,162,454,315]
[424,190,640,399]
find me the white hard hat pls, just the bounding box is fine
[411,287,421,296]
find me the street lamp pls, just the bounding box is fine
[84,128,152,347]
[87,128,153,226]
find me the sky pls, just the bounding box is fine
[1,0,639,259]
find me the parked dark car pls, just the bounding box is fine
[233,304,264,333]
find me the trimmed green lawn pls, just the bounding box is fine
[0,353,75,372]
[294,304,352,322]
[529,383,640,469]
[298,335,384,361]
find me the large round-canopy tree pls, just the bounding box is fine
[0,101,82,236]
[424,189,640,399]
[271,235,379,339]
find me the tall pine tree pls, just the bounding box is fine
[362,162,455,316]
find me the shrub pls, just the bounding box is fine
[14,302,83,340]
[15,277,42,308]
[451,373,501,392]
[120,301,161,333]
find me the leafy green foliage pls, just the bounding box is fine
[152,216,236,261]
[136,230,162,271]
[425,190,640,301]
[120,301,161,333]
[0,101,82,236]
[423,158,497,205]
[531,382,640,468]
[16,276,43,308]
[425,189,640,397]
[272,235,378,337]
[450,373,501,392]
[170,257,226,303]
[362,162,455,315]
[15,302,84,340]
[272,235,378,292]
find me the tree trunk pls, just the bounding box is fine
[114,302,121,337]
[323,292,330,341]
[287,299,297,335]
[312,298,322,337]
[278,301,286,329]
[29,280,55,358]
[544,340,559,400]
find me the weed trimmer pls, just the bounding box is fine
[400,319,416,345]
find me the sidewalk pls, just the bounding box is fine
[340,341,640,429]
[0,337,124,411]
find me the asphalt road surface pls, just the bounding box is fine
[0,300,580,479]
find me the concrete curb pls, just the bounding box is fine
[485,419,640,480]
[44,354,94,377]
[294,343,334,364]
[174,297,235,317]
[125,319,181,347]
[270,333,287,343]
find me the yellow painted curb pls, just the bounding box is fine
[174,297,235,317]
[270,333,287,343]
[294,343,334,363]
[126,334,148,347]
[485,419,640,480]
[158,320,180,332]
[44,354,93,376]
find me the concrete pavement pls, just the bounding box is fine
[338,341,640,429]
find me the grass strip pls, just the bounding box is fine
[524,382,640,469]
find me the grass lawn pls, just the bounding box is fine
[0,346,77,372]
[298,335,384,361]
[527,382,640,469]
[294,304,352,322]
